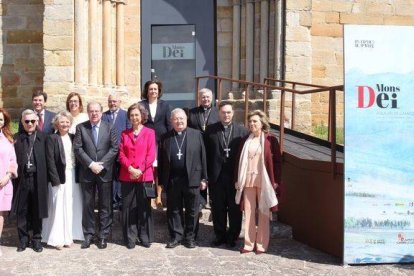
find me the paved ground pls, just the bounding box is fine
[1,208,414,275]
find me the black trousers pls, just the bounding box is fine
[210,173,242,242]
[167,177,199,242]
[81,179,113,240]
[121,182,153,244]
[16,176,42,244]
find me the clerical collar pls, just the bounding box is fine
[175,129,186,136]
[222,122,232,129]
[201,105,211,111]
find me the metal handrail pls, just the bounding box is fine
[195,75,344,177]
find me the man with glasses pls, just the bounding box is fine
[13,109,49,252]
[74,102,119,249]
[102,94,131,211]
[18,90,56,133]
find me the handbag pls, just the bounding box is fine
[143,182,157,198]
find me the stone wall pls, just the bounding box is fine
[0,0,44,117]
[309,0,414,130]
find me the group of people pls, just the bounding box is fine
[0,80,282,256]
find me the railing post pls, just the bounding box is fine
[291,83,296,130]
[279,89,285,154]
[329,88,337,178]
[217,78,223,105]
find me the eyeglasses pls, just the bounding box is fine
[24,120,37,124]
[69,100,79,104]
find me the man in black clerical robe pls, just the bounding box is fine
[159,108,207,249]
[13,109,49,253]
[204,102,248,248]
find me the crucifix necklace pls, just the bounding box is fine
[26,131,37,168]
[174,131,187,160]
[221,124,233,158]
[200,107,211,131]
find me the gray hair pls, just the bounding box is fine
[52,111,73,128]
[87,101,103,112]
[21,109,39,120]
[170,108,187,119]
[199,88,213,97]
[108,93,121,101]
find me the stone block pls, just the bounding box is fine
[286,12,300,27]
[311,23,343,37]
[340,13,384,24]
[331,1,353,13]
[325,12,339,23]
[217,32,232,47]
[44,35,73,50]
[45,50,73,66]
[312,0,333,12]
[44,5,74,20]
[44,66,73,82]
[366,2,394,15]
[285,41,311,57]
[311,36,343,52]
[395,3,414,16]
[1,16,26,30]
[299,11,312,27]
[384,16,414,25]
[217,6,232,18]
[312,50,336,65]
[286,0,311,11]
[7,4,43,16]
[286,25,311,42]
[7,30,43,44]
[312,11,325,24]
[312,64,326,78]
[44,20,73,36]
[219,18,233,32]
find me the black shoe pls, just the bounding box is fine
[17,242,28,252]
[226,239,237,248]
[211,237,226,247]
[126,241,135,249]
[166,239,180,249]
[32,241,43,253]
[81,239,91,249]
[97,238,107,249]
[184,240,196,249]
[141,242,151,248]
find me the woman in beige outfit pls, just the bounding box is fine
[235,110,282,254]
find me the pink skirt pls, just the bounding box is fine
[0,182,13,211]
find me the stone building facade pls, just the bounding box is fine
[1,0,414,134]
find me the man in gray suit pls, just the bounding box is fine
[74,102,119,249]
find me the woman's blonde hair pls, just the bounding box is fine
[247,109,270,133]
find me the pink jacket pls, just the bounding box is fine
[119,127,156,183]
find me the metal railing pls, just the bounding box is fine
[195,75,344,176]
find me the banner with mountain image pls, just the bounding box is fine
[344,25,414,264]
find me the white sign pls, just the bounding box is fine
[152,43,195,60]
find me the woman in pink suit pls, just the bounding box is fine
[119,103,156,249]
[0,108,18,255]
[235,110,282,255]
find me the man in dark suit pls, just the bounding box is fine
[13,109,49,252]
[158,108,207,249]
[204,102,248,248]
[187,88,219,208]
[102,94,131,210]
[188,88,219,133]
[74,102,119,249]
[18,90,56,134]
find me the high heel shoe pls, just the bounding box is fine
[239,247,253,254]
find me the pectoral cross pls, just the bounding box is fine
[202,124,206,131]
[224,148,231,158]
[177,150,183,160]
[27,160,33,169]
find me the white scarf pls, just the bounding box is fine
[235,133,278,215]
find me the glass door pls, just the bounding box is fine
[151,25,196,108]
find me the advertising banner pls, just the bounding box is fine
[344,25,414,264]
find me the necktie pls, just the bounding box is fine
[38,112,44,131]
[92,125,98,146]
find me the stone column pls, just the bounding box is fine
[89,0,98,85]
[232,0,241,89]
[246,0,254,82]
[75,0,88,85]
[260,0,269,82]
[103,0,112,86]
[116,1,125,87]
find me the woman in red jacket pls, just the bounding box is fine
[119,103,156,249]
[235,110,282,254]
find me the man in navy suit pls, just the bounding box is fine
[18,90,56,134]
[102,93,131,210]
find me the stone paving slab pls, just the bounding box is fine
[1,209,414,275]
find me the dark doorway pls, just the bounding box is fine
[141,0,216,108]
